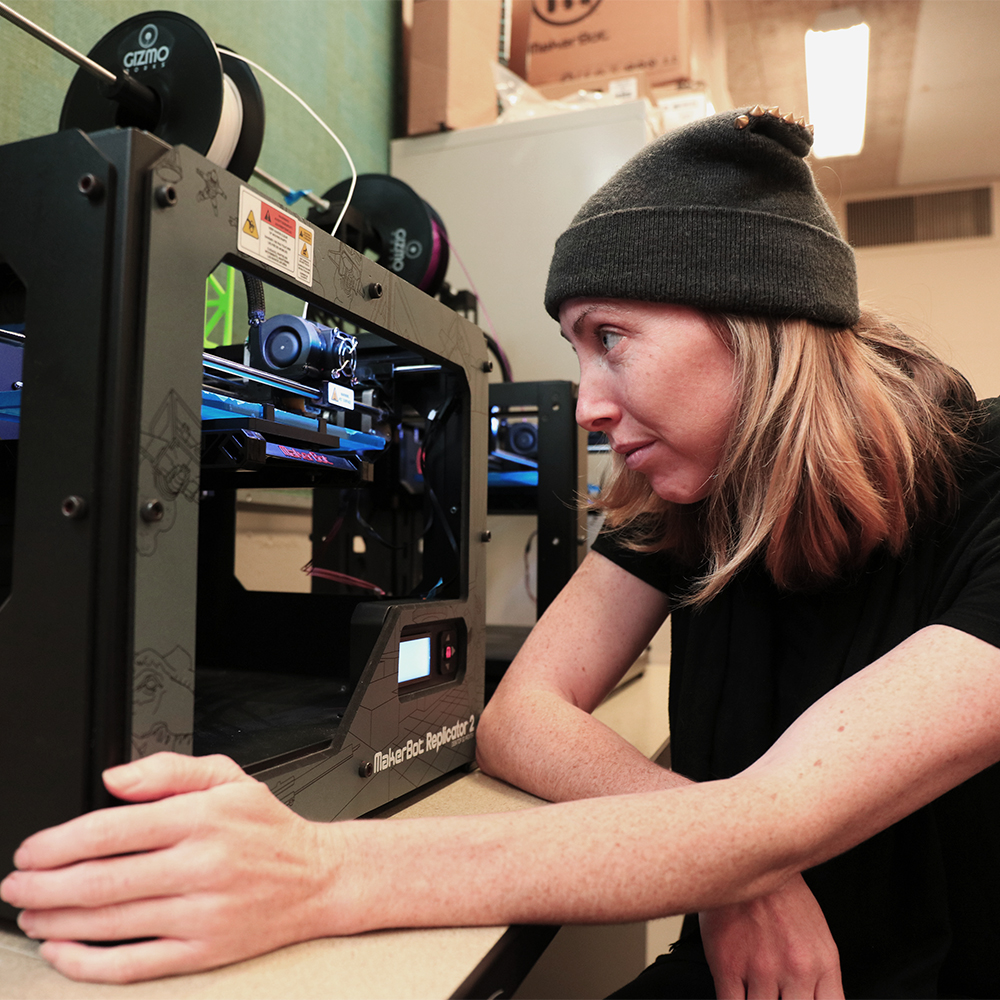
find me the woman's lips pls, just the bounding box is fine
[618,441,655,471]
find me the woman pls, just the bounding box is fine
[4,108,1000,998]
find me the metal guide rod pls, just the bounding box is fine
[202,353,322,400]
[0,2,160,126]
[203,354,386,419]
[1,2,327,209]
[0,2,115,83]
[252,165,331,213]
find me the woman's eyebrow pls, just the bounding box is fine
[572,309,595,337]
[570,305,607,337]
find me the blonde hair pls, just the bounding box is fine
[594,309,979,607]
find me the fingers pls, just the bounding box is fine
[700,873,844,1000]
[815,967,845,1000]
[18,894,192,944]
[740,955,844,1000]
[0,755,328,987]
[8,754,249,872]
[741,952,843,999]
[744,970,795,1000]
[710,971,747,1000]
[743,975,844,1000]
[38,937,213,985]
[8,796,198,873]
[103,752,249,802]
[3,840,220,910]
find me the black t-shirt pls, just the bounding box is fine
[592,398,1000,998]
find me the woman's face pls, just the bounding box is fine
[560,298,738,505]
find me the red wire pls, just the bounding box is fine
[304,566,386,596]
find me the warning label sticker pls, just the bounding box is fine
[238,187,313,286]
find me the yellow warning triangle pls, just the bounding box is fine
[300,244,310,258]
[243,211,259,238]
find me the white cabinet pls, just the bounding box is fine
[391,102,652,383]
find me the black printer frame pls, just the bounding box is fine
[0,128,488,919]
[485,381,587,695]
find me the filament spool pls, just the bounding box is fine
[309,175,451,297]
[59,11,264,181]
[217,48,265,182]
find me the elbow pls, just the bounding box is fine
[476,677,535,779]
[474,696,506,777]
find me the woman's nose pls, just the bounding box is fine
[575,369,619,432]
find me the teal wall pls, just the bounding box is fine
[0,0,399,194]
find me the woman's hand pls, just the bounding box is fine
[0,752,344,984]
[699,874,843,1000]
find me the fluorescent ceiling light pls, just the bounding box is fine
[805,8,870,158]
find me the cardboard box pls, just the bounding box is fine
[407,0,502,136]
[515,0,709,89]
[534,68,657,104]
[652,82,712,131]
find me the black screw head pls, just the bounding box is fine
[368,282,383,299]
[155,184,178,208]
[482,360,494,373]
[358,761,373,778]
[61,495,88,519]
[78,174,104,202]
[480,530,492,543]
[140,499,165,522]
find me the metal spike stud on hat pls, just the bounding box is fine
[733,106,812,147]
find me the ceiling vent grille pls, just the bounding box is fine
[846,187,993,248]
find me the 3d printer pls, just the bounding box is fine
[0,9,488,919]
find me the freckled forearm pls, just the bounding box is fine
[335,630,1000,936]
[476,688,690,802]
[326,783,795,934]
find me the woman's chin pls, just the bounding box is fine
[648,475,713,505]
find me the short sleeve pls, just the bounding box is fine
[929,483,1000,648]
[926,399,1000,649]
[590,528,679,595]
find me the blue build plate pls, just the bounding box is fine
[0,388,387,455]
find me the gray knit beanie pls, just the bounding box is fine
[544,106,860,327]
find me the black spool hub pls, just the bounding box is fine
[308,175,450,296]
[59,11,264,180]
[61,12,222,153]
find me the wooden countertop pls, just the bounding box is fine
[0,662,670,999]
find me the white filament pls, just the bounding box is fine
[206,72,245,169]
[221,50,357,239]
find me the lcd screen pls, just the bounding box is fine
[398,635,432,683]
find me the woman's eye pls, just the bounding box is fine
[600,330,624,352]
